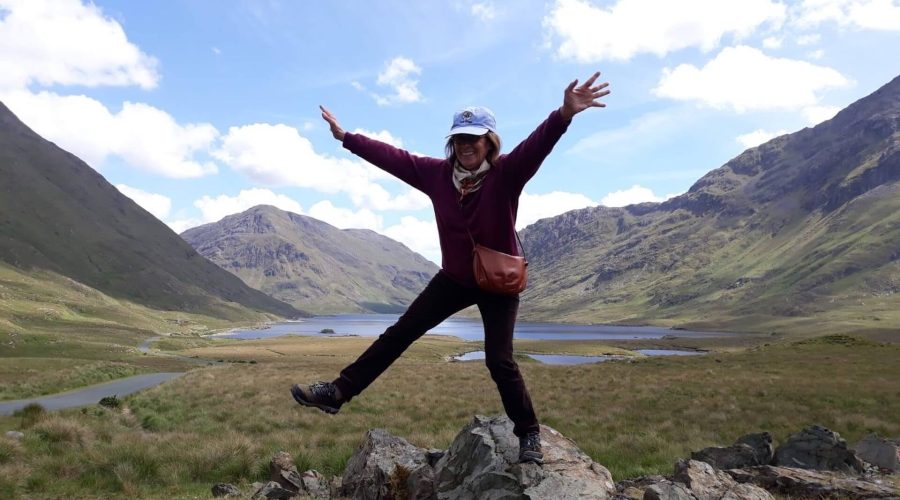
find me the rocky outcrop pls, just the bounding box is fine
[432,415,615,499]
[214,421,899,499]
[773,425,866,473]
[340,415,615,499]
[727,466,898,499]
[855,434,900,472]
[690,432,773,469]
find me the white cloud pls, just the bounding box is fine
[167,218,204,234]
[736,129,788,149]
[2,90,219,177]
[382,216,441,264]
[793,0,900,30]
[0,0,159,91]
[352,128,404,148]
[115,184,171,219]
[193,188,304,224]
[802,104,841,124]
[307,200,382,230]
[373,56,423,106]
[654,45,851,112]
[762,36,783,48]
[544,0,785,62]
[471,2,497,21]
[215,122,430,211]
[807,48,825,59]
[517,191,598,229]
[796,33,822,45]
[601,185,669,207]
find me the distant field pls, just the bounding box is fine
[0,332,897,498]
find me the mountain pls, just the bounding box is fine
[519,75,900,336]
[180,205,439,314]
[0,102,299,321]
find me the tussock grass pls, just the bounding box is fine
[0,334,897,497]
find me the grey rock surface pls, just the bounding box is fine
[251,480,295,500]
[855,434,900,471]
[642,480,696,500]
[339,428,431,500]
[673,459,773,500]
[434,415,616,499]
[211,482,242,497]
[727,465,899,498]
[691,432,773,470]
[773,425,866,473]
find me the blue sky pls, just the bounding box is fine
[1,0,898,264]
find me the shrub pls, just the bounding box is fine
[13,403,46,429]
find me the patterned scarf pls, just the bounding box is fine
[452,160,491,200]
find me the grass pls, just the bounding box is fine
[0,332,896,498]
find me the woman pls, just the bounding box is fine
[292,72,610,464]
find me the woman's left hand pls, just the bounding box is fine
[560,71,610,121]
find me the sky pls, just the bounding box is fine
[1,0,898,264]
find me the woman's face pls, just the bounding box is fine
[453,134,490,170]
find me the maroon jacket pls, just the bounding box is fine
[342,108,571,288]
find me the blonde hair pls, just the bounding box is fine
[445,131,502,165]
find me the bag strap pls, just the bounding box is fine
[461,215,527,260]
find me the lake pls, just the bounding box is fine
[218,314,731,341]
[453,349,705,365]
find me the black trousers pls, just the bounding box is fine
[332,271,539,437]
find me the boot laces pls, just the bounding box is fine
[310,382,336,399]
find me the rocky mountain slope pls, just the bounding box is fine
[181,205,439,314]
[519,75,900,336]
[0,102,299,321]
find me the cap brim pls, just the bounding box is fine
[446,126,491,138]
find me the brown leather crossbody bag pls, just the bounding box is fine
[467,230,528,295]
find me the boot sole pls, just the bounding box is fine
[290,385,340,415]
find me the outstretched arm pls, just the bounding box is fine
[319,105,443,193]
[558,71,610,121]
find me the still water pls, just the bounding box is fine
[453,349,704,365]
[218,314,730,341]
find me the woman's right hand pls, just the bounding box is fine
[320,105,346,141]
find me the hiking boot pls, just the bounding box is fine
[290,382,343,414]
[519,431,543,464]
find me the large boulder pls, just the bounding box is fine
[672,459,773,500]
[434,415,616,499]
[339,428,433,499]
[690,432,774,469]
[727,465,899,499]
[773,425,865,473]
[855,434,900,472]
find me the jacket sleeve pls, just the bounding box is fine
[501,108,571,195]
[343,133,444,194]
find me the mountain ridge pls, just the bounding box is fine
[0,101,300,321]
[181,205,439,314]
[519,74,900,336]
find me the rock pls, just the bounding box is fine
[270,450,304,492]
[691,432,773,469]
[773,425,865,473]
[691,444,760,470]
[299,469,331,499]
[673,459,773,500]
[4,431,24,441]
[855,434,900,471]
[434,415,616,499]
[642,480,695,500]
[251,480,295,500]
[211,483,241,497]
[727,465,899,498]
[339,428,432,500]
[735,433,774,465]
